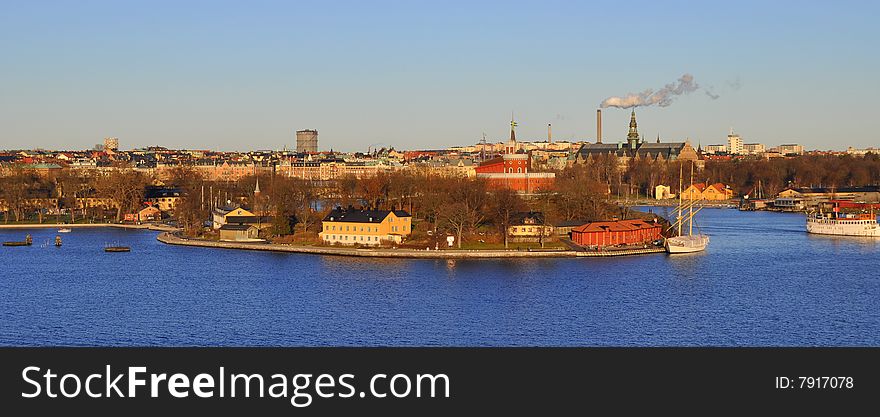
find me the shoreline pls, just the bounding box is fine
[0,223,179,232]
[156,232,667,259]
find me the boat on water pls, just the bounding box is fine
[665,163,710,254]
[104,246,131,252]
[57,228,72,233]
[806,202,879,237]
[3,234,33,247]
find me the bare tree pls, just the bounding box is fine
[94,169,150,222]
[490,188,525,248]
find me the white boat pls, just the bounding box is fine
[806,203,880,237]
[57,228,72,233]
[665,234,710,253]
[665,162,709,254]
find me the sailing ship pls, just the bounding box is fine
[806,201,880,237]
[665,163,710,254]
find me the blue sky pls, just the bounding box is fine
[1,0,877,151]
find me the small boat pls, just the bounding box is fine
[3,234,33,247]
[104,246,131,253]
[55,236,63,247]
[57,228,72,233]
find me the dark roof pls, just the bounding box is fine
[323,208,412,223]
[145,186,182,199]
[792,186,880,194]
[576,142,690,160]
[219,224,254,231]
[226,215,273,224]
[511,211,545,225]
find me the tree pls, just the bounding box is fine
[441,201,470,249]
[166,166,207,235]
[94,169,150,222]
[490,188,525,248]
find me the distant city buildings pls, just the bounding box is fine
[574,110,699,167]
[742,143,765,155]
[772,144,804,156]
[846,147,880,156]
[103,137,119,151]
[704,144,727,155]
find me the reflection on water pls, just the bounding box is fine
[1,208,878,347]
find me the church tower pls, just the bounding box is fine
[506,117,518,154]
[627,109,640,149]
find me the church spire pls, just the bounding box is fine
[506,114,518,154]
[627,109,640,149]
[254,177,261,196]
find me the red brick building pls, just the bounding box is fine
[571,219,662,247]
[475,120,555,193]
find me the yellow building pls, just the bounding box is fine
[506,211,553,242]
[319,208,412,246]
[681,183,734,200]
[212,206,255,229]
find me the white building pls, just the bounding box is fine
[704,144,727,154]
[775,144,804,155]
[727,129,743,155]
[743,143,766,155]
[846,147,880,156]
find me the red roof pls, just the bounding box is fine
[572,219,659,233]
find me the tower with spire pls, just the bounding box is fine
[506,115,518,154]
[627,109,640,149]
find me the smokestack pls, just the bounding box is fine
[596,109,602,143]
[548,123,552,143]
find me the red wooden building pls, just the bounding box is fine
[571,219,662,247]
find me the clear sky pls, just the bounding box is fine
[1,0,878,152]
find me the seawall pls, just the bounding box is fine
[156,232,666,259]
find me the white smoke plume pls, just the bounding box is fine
[600,74,704,109]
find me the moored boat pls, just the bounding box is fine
[665,163,709,254]
[104,246,131,252]
[57,228,72,233]
[806,202,879,237]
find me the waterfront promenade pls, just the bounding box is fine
[156,232,665,259]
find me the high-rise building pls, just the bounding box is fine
[296,129,318,153]
[104,137,119,151]
[727,129,743,155]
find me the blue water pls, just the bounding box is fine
[1,209,878,346]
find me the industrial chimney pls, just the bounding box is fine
[548,123,552,143]
[596,109,603,143]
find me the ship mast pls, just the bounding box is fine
[678,163,683,237]
[689,161,695,236]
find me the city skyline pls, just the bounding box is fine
[1,1,878,152]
